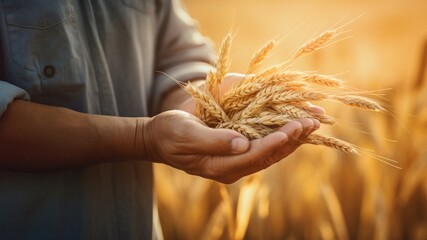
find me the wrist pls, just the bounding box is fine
[134,117,153,162]
[92,115,150,163]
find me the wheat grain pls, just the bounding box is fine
[294,30,336,58]
[210,34,232,101]
[333,95,384,111]
[313,114,336,125]
[270,90,328,103]
[237,115,292,126]
[254,63,287,80]
[273,105,314,119]
[221,83,263,108]
[217,122,263,139]
[281,81,309,90]
[248,40,276,74]
[216,34,232,81]
[302,74,344,87]
[237,85,282,119]
[306,134,357,154]
[204,70,217,94]
[180,32,385,154]
[184,82,230,122]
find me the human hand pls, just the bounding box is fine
[140,110,320,184]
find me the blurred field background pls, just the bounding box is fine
[154,0,427,239]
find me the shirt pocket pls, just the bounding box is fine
[120,0,155,14]
[3,0,85,96]
[4,1,73,30]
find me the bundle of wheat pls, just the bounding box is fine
[180,29,385,154]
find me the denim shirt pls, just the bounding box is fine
[0,0,214,239]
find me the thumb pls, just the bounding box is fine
[185,121,250,155]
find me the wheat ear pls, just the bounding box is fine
[184,82,230,122]
[333,95,384,111]
[247,40,276,74]
[209,34,232,102]
[306,134,357,154]
[217,122,263,139]
[181,32,387,156]
[294,30,336,58]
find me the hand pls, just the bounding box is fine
[140,110,320,184]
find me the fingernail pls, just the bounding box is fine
[313,119,320,129]
[231,137,249,153]
[309,106,325,115]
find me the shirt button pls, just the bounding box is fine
[43,65,56,78]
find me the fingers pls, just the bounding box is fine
[202,131,289,183]
[269,118,319,160]
[203,118,320,184]
[293,118,318,142]
[306,104,325,115]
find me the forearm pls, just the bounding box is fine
[0,100,148,171]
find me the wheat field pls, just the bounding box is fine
[154,0,427,239]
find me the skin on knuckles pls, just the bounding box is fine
[268,119,319,162]
[291,119,314,142]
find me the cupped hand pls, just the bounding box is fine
[141,110,319,184]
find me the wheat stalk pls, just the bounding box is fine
[180,30,385,154]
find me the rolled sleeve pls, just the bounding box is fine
[0,81,29,117]
[150,0,215,115]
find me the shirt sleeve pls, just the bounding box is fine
[151,0,216,115]
[0,81,30,117]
